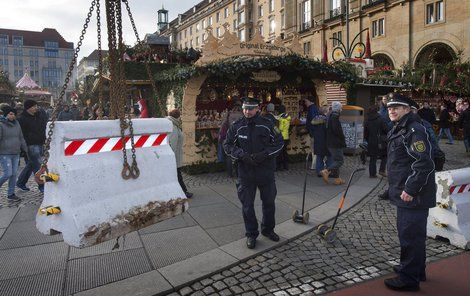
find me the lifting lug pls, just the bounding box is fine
[38,206,62,216]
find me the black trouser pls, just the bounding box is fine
[177,168,188,193]
[369,156,386,176]
[397,207,429,286]
[236,179,276,238]
[277,139,289,170]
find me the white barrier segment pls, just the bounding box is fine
[427,168,470,249]
[36,118,188,248]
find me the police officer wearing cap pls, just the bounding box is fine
[384,94,436,292]
[224,97,284,249]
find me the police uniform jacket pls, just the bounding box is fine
[387,113,436,209]
[223,113,284,181]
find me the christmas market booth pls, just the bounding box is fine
[155,25,356,165]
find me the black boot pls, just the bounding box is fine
[384,277,419,291]
[246,237,256,249]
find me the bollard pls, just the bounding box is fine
[427,168,470,249]
[36,119,188,248]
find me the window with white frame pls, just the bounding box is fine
[259,5,263,17]
[269,18,276,33]
[208,16,213,26]
[239,28,246,41]
[302,0,311,31]
[216,27,221,37]
[426,1,444,24]
[259,25,264,36]
[281,13,285,29]
[330,0,342,17]
[372,18,385,37]
[196,37,200,46]
[332,31,342,46]
[233,19,238,31]
[196,23,200,32]
[202,33,206,41]
[184,29,187,38]
[202,19,207,29]
[303,42,311,55]
[269,0,274,12]
[225,7,229,18]
[216,12,220,22]
[190,26,193,35]
[238,10,245,25]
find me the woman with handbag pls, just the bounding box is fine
[364,105,390,178]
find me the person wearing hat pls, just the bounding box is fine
[384,93,436,292]
[0,105,27,201]
[16,99,48,193]
[223,97,284,249]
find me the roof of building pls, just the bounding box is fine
[0,28,73,49]
[160,0,214,33]
[86,49,109,60]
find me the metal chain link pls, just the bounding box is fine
[96,0,104,119]
[123,0,166,117]
[41,0,97,171]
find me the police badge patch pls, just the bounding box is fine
[413,141,426,152]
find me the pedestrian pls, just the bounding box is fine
[311,105,332,177]
[379,95,392,128]
[437,104,454,144]
[321,101,346,185]
[223,97,284,249]
[263,103,278,126]
[459,102,470,154]
[364,105,389,178]
[411,102,445,171]
[218,99,243,176]
[0,106,27,201]
[70,104,81,120]
[418,101,436,125]
[167,108,193,199]
[16,99,48,193]
[58,105,74,121]
[384,94,436,292]
[304,97,319,156]
[276,105,290,171]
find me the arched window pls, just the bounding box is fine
[415,42,456,67]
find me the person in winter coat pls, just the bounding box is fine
[304,97,319,154]
[437,105,454,144]
[417,101,436,125]
[0,106,27,201]
[167,108,193,198]
[459,104,470,153]
[311,105,332,176]
[16,100,48,193]
[321,101,346,185]
[364,105,390,178]
[383,94,435,292]
[276,105,291,171]
[224,97,284,249]
[58,105,74,121]
[263,103,278,126]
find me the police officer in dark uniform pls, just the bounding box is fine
[384,94,436,292]
[223,97,284,249]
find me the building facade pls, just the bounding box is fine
[162,0,469,69]
[77,50,108,84]
[0,28,76,99]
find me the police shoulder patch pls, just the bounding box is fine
[413,140,426,152]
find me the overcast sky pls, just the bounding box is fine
[3,0,201,60]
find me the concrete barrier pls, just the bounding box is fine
[36,119,188,248]
[427,168,470,249]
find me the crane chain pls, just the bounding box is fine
[123,0,166,117]
[96,0,104,119]
[41,0,97,173]
[106,0,138,179]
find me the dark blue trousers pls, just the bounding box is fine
[236,179,276,238]
[396,207,429,285]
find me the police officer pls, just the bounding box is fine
[384,94,436,292]
[223,97,284,249]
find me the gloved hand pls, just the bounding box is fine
[252,151,268,164]
[241,154,256,165]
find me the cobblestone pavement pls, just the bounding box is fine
[168,143,470,296]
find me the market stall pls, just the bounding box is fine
[156,26,356,164]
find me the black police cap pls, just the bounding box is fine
[241,97,260,109]
[387,93,412,108]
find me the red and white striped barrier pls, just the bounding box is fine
[428,168,470,250]
[449,184,470,195]
[64,134,167,156]
[36,119,187,248]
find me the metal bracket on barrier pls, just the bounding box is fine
[38,206,61,216]
[433,220,448,228]
[40,173,60,183]
[437,202,450,209]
